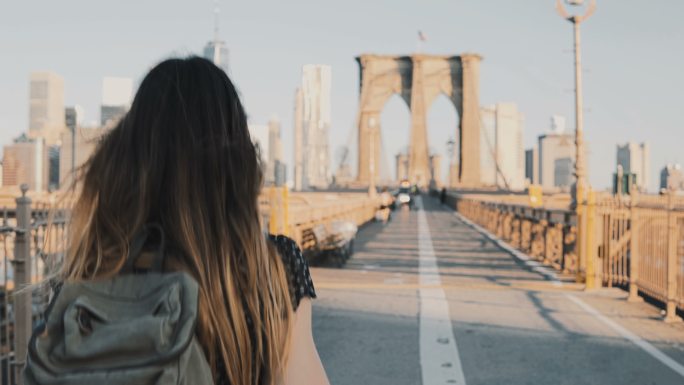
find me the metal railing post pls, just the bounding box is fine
[627,188,642,302]
[269,186,278,235]
[665,191,681,323]
[12,184,32,385]
[576,184,587,283]
[282,187,289,236]
[585,189,597,289]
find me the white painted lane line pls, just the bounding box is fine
[566,294,684,378]
[417,197,467,385]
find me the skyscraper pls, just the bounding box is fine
[480,106,497,187]
[274,162,287,187]
[48,144,60,191]
[525,147,539,185]
[59,127,108,189]
[248,123,269,166]
[660,164,684,192]
[479,103,525,190]
[294,65,331,190]
[266,117,283,186]
[65,105,84,131]
[537,116,577,191]
[29,72,65,145]
[395,152,409,182]
[101,77,133,126]
[538,133,574,190]
[2,134,48,192]
[293,88,304,190]
[203,3,229,74]
[550,115,566,134]
[249,118,285,186]
[59,105,86,190]
[616,142,650,192]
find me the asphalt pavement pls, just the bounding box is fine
[310,195,684,385]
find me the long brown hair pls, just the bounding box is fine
[60,57,293,385]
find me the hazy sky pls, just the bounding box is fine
[1,0,682,191]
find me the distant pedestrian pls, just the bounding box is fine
[379,187,393,223]
[440,187,447,205]
[27,57,329,385]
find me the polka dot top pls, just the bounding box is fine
[215,234,316,385]
[268,234,317,309]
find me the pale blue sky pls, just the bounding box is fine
[1,0,682,191]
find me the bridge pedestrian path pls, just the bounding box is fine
[310,195,684,385]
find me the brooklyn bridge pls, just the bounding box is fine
[311,194,684,385]
[1,53,684,385]
[3,0,684,383]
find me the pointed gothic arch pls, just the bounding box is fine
[356,54,482,187]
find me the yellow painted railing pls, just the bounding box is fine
[445,190,684,321]
[261,188,381,248]
[0,187,381,379]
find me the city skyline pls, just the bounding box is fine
[1,1,682,192]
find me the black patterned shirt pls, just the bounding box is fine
[215,234,316,384]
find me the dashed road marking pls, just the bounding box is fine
[418,197,467,385]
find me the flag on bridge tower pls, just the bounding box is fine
[417,30,428,54]
[418,30,428,41]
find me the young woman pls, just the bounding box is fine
[61,57,330,385]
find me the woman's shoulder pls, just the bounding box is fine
[267,234,299,255]
[267,234,316,310]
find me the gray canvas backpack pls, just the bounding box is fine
[23,224,214,385]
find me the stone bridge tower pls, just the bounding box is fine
[356,54,482,187]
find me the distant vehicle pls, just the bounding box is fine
[396,186,412,207]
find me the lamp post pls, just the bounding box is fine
[71,124,76,191]
[556,0,596,284]
[556,0,595,209]
[446,137,456,188]
[368,116,377,197]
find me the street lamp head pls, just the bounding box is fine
[556,0,595,22]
